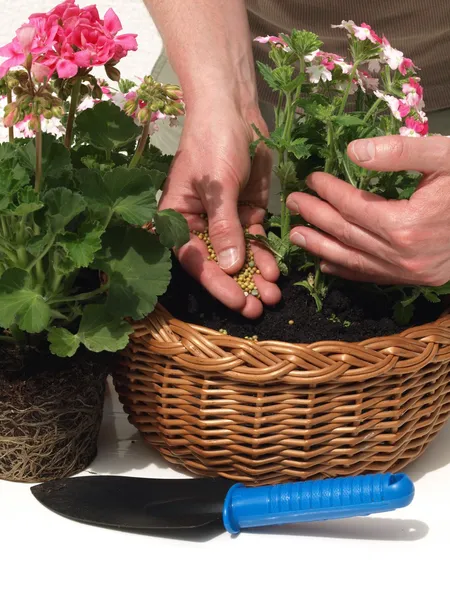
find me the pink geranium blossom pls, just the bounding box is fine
[0,1,137,80]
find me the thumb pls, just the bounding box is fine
[348,135,450,174]
[203,177,246,274]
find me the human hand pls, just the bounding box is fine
[159,98,281,318]
[287,136,450,287]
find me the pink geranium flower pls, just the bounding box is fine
[0,1,137,80]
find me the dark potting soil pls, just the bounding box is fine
[161,258,445,344]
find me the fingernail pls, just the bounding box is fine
[351,140,375,162]
[291,232,306,248]
[286,199,298,213]
[321,262,332,274]
[218,247,238,270]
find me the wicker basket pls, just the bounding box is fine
[113,304,450,485]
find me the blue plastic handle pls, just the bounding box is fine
[222,473,414,534]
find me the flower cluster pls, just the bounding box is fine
[119,76,185,129]
[0,0,137,80]
[255,21,427,138]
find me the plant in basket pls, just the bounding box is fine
[0,0,189,483]
[115,21,450,486]
[161,21,450,344]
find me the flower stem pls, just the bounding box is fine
[338,63,360,117]
[6,90,14,143]
[49,283,110,305]
[64,77,82,149]
[34,122,43,194]
[363,97,383,123]
[129,121,150,169]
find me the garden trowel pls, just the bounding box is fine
[31,472,414,536]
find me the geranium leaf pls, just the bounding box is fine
[0,268,50,333]
[93,226,171,320]
[43,188,86,233]
[75,102,141,152]
[79,167,157,226]
[154,209,190,249]
[48,327,80,358]
[77,304,133,353]
[58,221,105,268]
[18,134,71,186]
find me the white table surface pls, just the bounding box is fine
[2,377,450,600]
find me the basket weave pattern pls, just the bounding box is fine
[114,305,450,484]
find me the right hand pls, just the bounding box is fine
[159,97,281,318]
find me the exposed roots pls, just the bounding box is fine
[0,347,110,482]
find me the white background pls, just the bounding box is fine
[2,4,450,600]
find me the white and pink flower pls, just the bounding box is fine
[402,78,424,109]
[374,90,410,120]
[254,35,290,52]
[306,64,333,84]
[380,37,404,71]
[400,116,429,137]
[332,21,381,44]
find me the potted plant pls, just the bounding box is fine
[115,21,450,485]
[0,0,188,483]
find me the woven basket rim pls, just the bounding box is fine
[147,302,450,348]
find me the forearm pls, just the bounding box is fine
[145,0,258,110]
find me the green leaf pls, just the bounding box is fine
[0,268,50,333]
[58,221,105,268]
[333,115,366,127]
[93,226,171,320]
[288,29,322,56]
[43,188,86,233]
[18,134,71,186]
[79,167,158,226]
[425,282,450,296]
[75,102,141,152]
[268,231,289,259]
[148,169,167,191]
[77,304,133,353]
[26,232,54,257]
[9,188,43,216]
[256,61,278,91]
[0,142,17,162]
[154,209,190,249]
[422,289,441,303]
[295,279,323,311]
[394,301,415,326]
[48,327,80,357]
[272,66,295,91]
[288,138,311,160]
[275,160,299,193]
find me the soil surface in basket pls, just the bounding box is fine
[161,258,444,344]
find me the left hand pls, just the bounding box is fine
[287,135,450,286]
